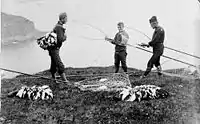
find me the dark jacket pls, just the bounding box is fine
[111,30,129,52]
[148,26,165,54]
[48,21,66,50]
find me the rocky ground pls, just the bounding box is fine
[1,67,200,124]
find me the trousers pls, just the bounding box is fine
[48,49,65,75]
[114,51,127,73]
[144,49,163,76]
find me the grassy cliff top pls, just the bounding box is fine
[1,67,200,124]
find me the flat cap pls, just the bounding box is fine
[149,16,157,23]
[117,22,124,26]
[59,12,67,20]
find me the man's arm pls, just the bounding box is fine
[105,35,118,45]
[118,32,129,46]
[55,26,66,43]
[105,37,114,42]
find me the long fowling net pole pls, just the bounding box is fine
[132,45,197,68]
[0,68,69,84]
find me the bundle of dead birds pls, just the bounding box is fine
[8,85,53,100]
[119,85,169,102]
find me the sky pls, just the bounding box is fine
[1,0,200,70]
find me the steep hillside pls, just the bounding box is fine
[1,12,45,45]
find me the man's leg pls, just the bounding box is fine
[155,56,162,76]
[141,54,157,78]
[120,51,127,72]
[114,52,120,73]
[53,49,69,82]
[49,50,57,80]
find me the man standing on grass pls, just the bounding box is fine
[47,12,69,83]
[105,22,129,73]
[140,16,165,78]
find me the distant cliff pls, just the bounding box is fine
[1,12,46,45]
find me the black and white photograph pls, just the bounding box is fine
[1,0,200,123]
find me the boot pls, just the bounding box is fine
[156,66,162,76]
[115,67,119,73]
[60,73,69,83]
[122,66,127,73]
[51,73,58,83]
[143,67,151,77]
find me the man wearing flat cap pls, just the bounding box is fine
[140,16,165,78]
[47,12,69,83]
[105,22,129,73]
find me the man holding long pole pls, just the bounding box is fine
[105,22,129,73]
[140,16,165,78]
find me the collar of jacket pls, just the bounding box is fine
[118,30,125,33]
[155,26,161,30]
[58,21,64,26]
